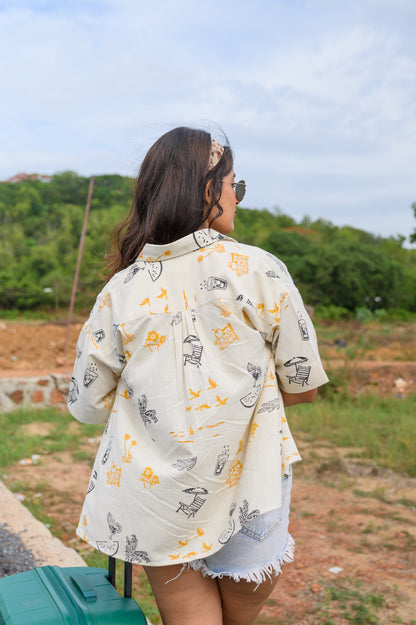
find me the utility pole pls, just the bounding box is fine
[63,176,95,358]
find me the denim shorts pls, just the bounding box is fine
[188,469,294,585]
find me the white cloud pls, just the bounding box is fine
[0,0,415,239]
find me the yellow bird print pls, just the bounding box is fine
[194,528,204,538]
[207,377,217,390]
[178,538,189,548]
[202,542,213,552]
[169,554,180,560]
[189,388,202,399]
[215,395,228,406]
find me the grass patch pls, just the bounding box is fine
[314,577,385,624]
[290,394,416,476]
[0,407,103,467]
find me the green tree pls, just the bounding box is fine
[411,202,416,243]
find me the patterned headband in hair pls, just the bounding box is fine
[208,138,224,170]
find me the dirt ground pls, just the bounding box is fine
[1,320,416,624]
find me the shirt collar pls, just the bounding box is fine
[139,229,233,262]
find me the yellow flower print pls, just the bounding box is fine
[122,433,137,463]
[140,466,159,489]
[144,330,166,351]
[106,463,122,487]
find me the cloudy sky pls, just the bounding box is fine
[1,0,415,242]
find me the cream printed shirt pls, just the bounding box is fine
[68,229,328,566]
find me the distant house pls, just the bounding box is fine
[4,173,53,183]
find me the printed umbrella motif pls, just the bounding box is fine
[284,356,308,367]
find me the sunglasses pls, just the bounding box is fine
[221,179,246,203]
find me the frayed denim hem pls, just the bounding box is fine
[185,533,295,589]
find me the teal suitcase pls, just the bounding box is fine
[0,558,148,624]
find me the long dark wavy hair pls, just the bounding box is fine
[105,126,233,280]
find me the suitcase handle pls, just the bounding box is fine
[70,573,97,602]
[108,556,133,599]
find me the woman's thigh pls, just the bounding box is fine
[143,563,222,625]
[218,574,280,625]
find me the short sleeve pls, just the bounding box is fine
[67,288,125,423]
[263,260,328,393]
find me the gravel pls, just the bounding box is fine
[0,523,37,578]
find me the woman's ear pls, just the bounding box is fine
[204,180,212,207]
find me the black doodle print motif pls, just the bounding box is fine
[114,349,127,365]
[123,263,144,283]
[200,276,228,291]
[214,445,230,475]
[183,335,203,366]
[138,394,158,425]
[125,535,150,563]
[266,269,280,279]
[101,437,112,464]
[284,356,311,387]
[76,347,82,359]
[240,385,261,408]
[236,294,254,307]
[96,512,122,556]
[83,362,99,388]
[257,398,280,413]
[177,487,208,518]
[193,230,224,249]
[171,457,197,471]
[93,329,105,343]
[86,470,97,494]
[239,500,260,526]
[297,312,310,341]
[265,252,290,277]
[147,262,162,282]
[67,377,79,404]
[247,362,262,386]
[170,312,182,326]
[218,502,236,544]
